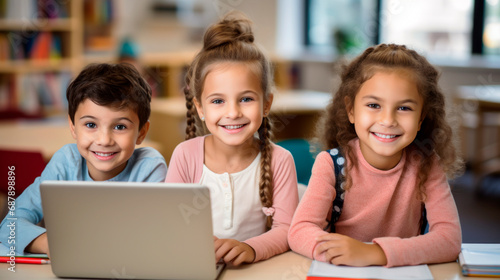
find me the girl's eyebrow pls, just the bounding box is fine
[399,99,419,105]
[361,95,419,104]
[205,90,259,99]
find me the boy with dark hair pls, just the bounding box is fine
[0,63,167,255]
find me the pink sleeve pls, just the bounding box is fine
[288,152,336,262]
[244,145,299,262]
[373,160,462,267]
[165,138,204,183]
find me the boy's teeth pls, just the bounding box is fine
[374,133,397,139]
[225,125,243,129]
[95,152,114,156]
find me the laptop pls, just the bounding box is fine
[40,181,225,280]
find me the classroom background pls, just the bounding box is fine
[0,0,499,243]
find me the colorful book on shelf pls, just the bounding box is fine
[8,31,27,60]
[50,33,62,59]
[306,260,433,280]
[38,0,68,19]
[0,33,9,61]
[30,32,52,60]
[459,243,500,277]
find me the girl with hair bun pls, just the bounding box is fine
[288,44,463,267]
[166,12,299,265]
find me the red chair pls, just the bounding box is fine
[0,149,46,198]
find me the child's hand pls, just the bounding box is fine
[315,233,387,266]
[214,237,255,266]
[26,232,50,258]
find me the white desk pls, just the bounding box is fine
[0,251,493,280]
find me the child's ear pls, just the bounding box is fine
[344,96,354,124]
[193,97,204,120]
[263,93,274,117]
[68,116,77,140]
[136,121,150,145]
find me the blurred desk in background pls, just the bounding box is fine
[456,85,500,193]
[149,90,332,163]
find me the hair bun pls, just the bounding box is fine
[203,12,254,51]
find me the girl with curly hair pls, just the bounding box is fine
[288,44,463,267]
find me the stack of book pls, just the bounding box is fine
[459,243,500,277]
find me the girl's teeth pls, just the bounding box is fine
[225,125,243,129]
[374,133,397,139]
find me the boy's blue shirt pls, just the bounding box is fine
[0,143,167,254]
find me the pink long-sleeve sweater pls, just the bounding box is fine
[288,138,461,267]
[166,136,299,262]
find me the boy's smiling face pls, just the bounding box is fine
[69,99,149,181]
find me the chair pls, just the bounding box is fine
[276,138,318,186]
[0,149,46,197]
[0,149,46,220]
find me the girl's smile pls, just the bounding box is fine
[371,132,401,142]
[220,123,248,134]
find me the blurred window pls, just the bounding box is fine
[484,0,500,55]
[306,0,498,58]
[306,0,377,56]
[379,0,473,59]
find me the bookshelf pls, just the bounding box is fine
[141,51,294,98]
[0,0,83,118]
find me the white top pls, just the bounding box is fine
[199,152,266,241]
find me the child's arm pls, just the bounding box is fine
[0,177,48,255]
[25,232,49,256]
[372,159,461,267]
[0,144,79,255]
[288,152,339,261]
[165,139,203,183]
[214,236,255,266]
[243,146,299,262]
[315,233,387,266]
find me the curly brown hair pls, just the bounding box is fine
[183,12,275,228]
[316,44,463,201]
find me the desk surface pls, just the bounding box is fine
[0,251,492,280]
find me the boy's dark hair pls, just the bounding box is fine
[66,63,152,130]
